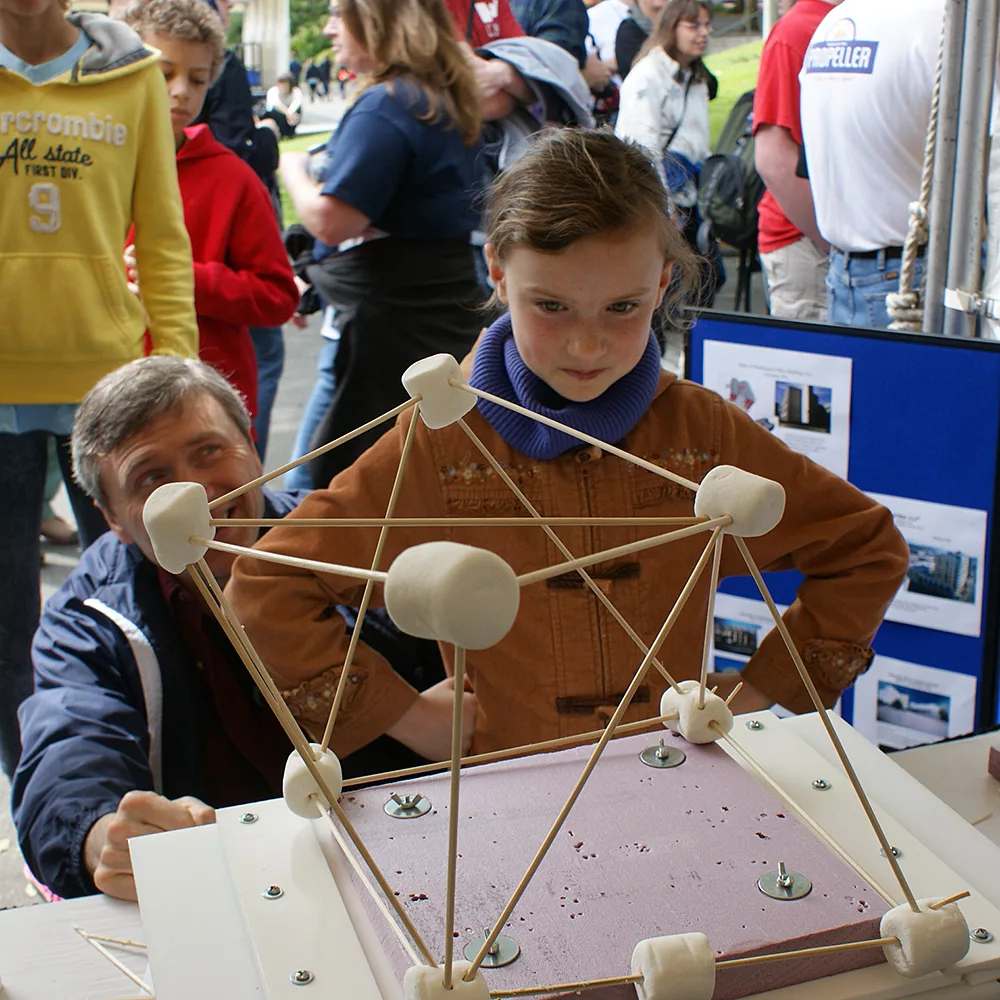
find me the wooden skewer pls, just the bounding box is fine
[191,537,388,584]
[208,516,708,529]
[342,712,680,789]
[734,537,920,913]
[717,935,899,969]
[465,531,721,980]
[928,891,971,909]
[320,410,419,752]
[516,516,732,588]
[491,937,903,999]
[453,381,700,492]
[313,797,420,966]
[456,418,682,693]
[491,974,643,998]
[74,925,154,995]
[208,396,419,510]
[971,812,993,826]
[186,562,437,967]
[698,532,724,709]
[724,681,744,706]
[442,645,467,990]
[79,932,147,949]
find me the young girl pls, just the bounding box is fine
[228,129,908,765]
[615,0,721,304]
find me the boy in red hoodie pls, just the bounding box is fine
[123,0,298,421]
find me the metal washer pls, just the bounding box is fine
[463,933,521,968]
[757,869,812,901]
[639,744,687,769]
[384,793,432,820]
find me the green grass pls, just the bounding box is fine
[704,39,763,148]
[278,131,332,228]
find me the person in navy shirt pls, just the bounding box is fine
[280,0,485,487]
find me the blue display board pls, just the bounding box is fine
[687,311,1000,740]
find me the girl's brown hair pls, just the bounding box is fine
[638,0,712,84]
[338,0,481,146]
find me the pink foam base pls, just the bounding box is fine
[338,731,890,999]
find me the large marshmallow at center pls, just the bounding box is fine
[142,481,215,574]
[660,679,734,744]
[384,542,519,649]
[694,465,785,537]
[880,897,970,979]
[403,962,490,1000]
[631,933,715,1000]
[282,744,343,817]
[402,354,477,429]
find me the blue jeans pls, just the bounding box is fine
[249,326,285,464]
[286,337,339,490]
[827,250,926,329]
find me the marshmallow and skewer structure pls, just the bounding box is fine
[136,352,979,1000]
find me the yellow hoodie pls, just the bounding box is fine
[0,14,197,404]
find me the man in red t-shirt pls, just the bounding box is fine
[753,0,841,320]
[442,0,534,119]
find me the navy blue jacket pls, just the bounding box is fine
[11,489,421,899]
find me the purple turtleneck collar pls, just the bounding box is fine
[469,312,661,460]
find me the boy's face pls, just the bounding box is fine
[146,33,214,146]
[486,227,673,403]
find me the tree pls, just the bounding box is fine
[290,0,331,61]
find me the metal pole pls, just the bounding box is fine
[923,0,967,333]
[762,0,778,40]
[942,0,999,337]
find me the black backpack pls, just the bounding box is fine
[697,88,763,252]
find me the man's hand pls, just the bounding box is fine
[706,672,775,715]
[84,791,216,901]
[386,676,478,763]
[582,52,613,92]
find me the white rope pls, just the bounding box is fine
[887,7,947,331]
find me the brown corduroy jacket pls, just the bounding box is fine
[226,370,908,758]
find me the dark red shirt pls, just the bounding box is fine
[753,0,833,253]
[158,569,289,808]
[443,0,523,46]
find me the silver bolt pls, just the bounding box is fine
[971,927,994,943]
[290,969,315,985]
[879,846,901,858]
[485,929,500,957]
[776,862,794,889]
[746,720,764,731]
[811,778,831,791]
[655,738,670,760]
[239,812,258,824]
[263,885,284,900]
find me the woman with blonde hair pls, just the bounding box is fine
[615,0,722,306]
[282,0,486,486]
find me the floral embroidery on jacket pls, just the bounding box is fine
[629,448,719,506]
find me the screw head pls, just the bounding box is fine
[811,778,831,790]
[971,927,994,943]
[290,969,315,985]
[263,885,284,899]
[746,720,764,730]
[239,812,258,824]
[879,846,902,858]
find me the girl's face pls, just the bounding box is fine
[325,5,376,74]
[674,7,711,63]
[486,226,673,404]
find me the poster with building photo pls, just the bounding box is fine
[701,341,853,478]
[852,655,977,748]
[867,493,987,638]
[710,593,786,674]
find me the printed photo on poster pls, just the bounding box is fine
[709,593,787,668]
[852,655,977,749]
[867,493,987,638]
[702,341,852,478]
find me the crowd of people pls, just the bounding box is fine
[1,0,917,907]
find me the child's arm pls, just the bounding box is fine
[712,397,909,712]
[131,66,198,357]
[193,174,299,329]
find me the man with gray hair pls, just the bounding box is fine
[12,356,458,902]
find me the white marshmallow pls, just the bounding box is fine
[402,354,477,429]
[141,482,215,575]
[694,466,785,537]
[402,962,490,1000]
[384,542,519,650]
[282,744,343,818]
[660,680,734,745]
[631,933,715,1000]
[880,897,970,979]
